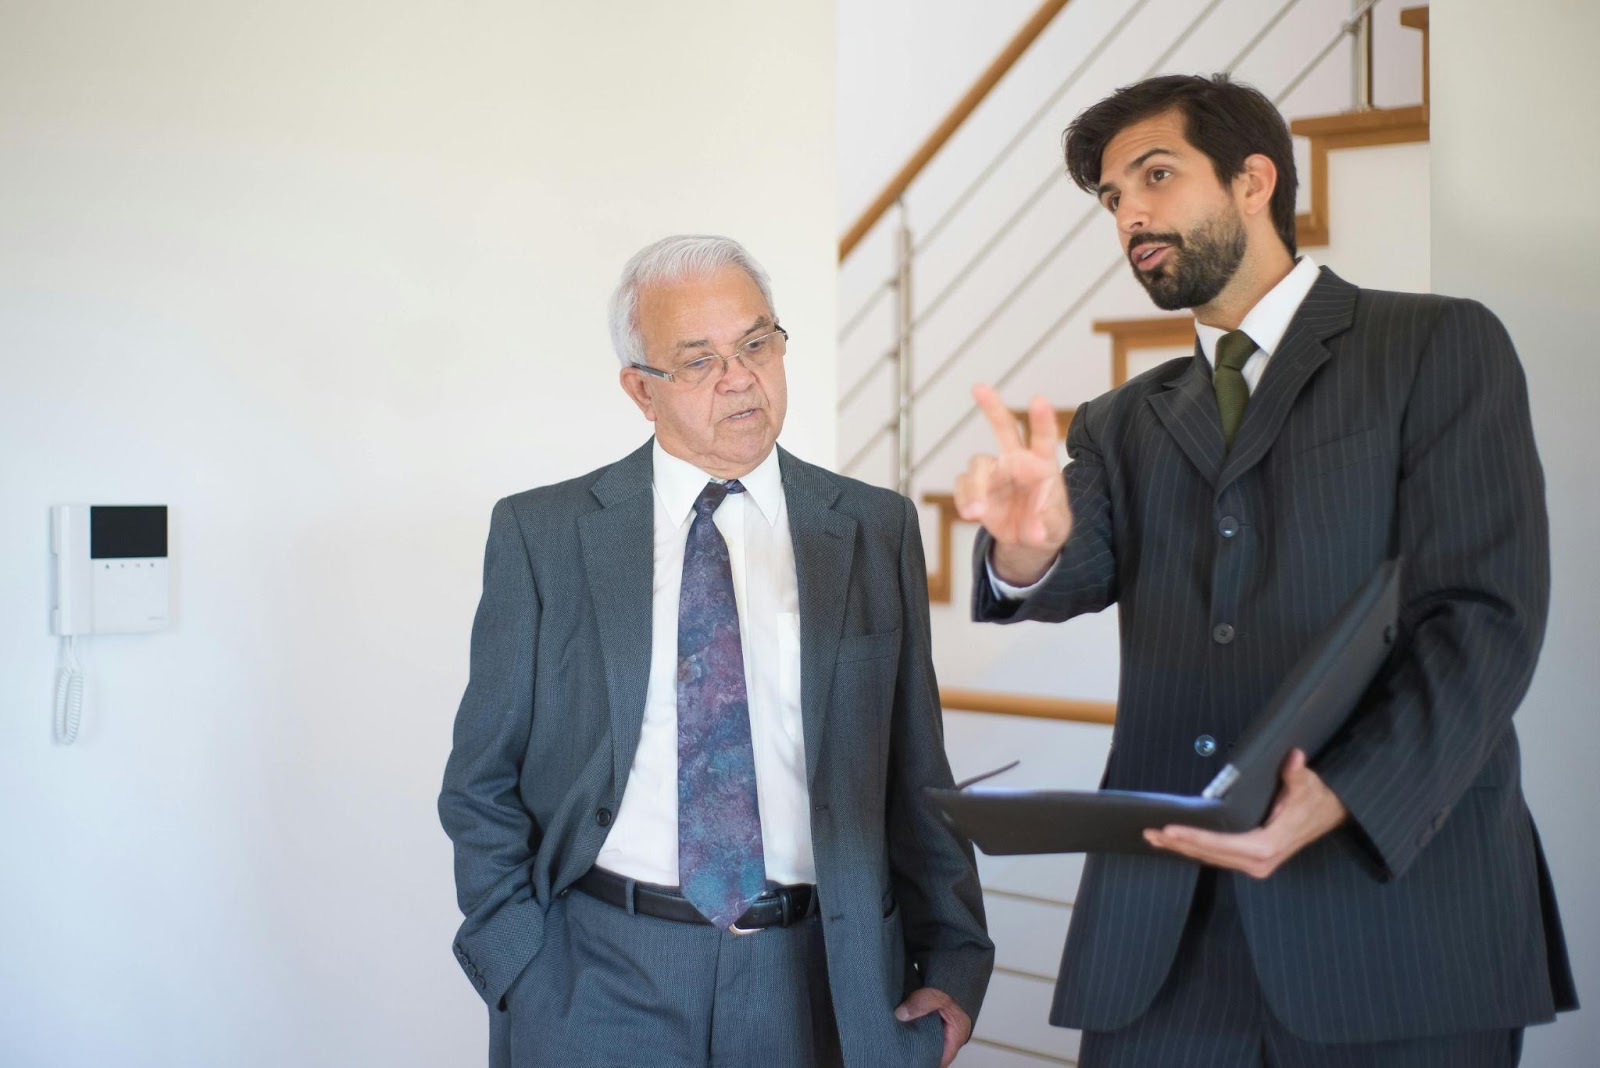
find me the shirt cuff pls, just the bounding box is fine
[986,551,1057,601]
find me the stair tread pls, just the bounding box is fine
[1290,103,1428,138]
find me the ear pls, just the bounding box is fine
[1235,153,1278,219]
[619,367,657,422]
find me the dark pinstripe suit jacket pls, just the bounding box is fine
[974,269,1576,1042]
[441,441,992,1066]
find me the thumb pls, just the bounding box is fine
[895,988,940,1021]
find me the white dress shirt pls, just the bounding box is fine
[989,256,1322,599]
[1192,254,1320,393]
[595,442,816,886]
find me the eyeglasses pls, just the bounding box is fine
[630,326,788,387]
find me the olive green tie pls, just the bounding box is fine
[1214,330,1257,449]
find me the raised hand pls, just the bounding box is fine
[953,384,1071,586]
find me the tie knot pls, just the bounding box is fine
[694,479,744,517]
[1216,330,1257,372]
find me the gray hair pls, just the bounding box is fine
[608,234,776,368]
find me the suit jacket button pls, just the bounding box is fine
[1194,734,1218,757]
[1218,516,1239,538]
[1212,623,1235,644]
[596,807,613,827]
[475,974,487,990]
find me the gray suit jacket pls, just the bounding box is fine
[442,441,992,1064]
[974,269,1576,1042]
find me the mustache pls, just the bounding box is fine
[1127,231,1184,260]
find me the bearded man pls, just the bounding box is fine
[955,74,1575,1067]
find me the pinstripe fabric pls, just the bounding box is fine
[973,270,1576,1044]
[1079,873,1522,1067]
[441,441,992,1067]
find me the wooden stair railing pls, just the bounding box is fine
[942,687,1117,724]
[839,0,1074,262]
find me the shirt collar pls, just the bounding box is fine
[652,440,784,528]
[1195,255,1320,366]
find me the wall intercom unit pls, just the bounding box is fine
[51,504,170,635]
[49,504,171,745]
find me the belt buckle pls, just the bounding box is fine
[728,889,789,935]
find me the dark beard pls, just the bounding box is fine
[1129,208,1248,311]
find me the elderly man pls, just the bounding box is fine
[958,75,1574,1065]
[440,235,991,1068]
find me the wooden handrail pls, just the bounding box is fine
[942,686,1116,724]
[838,0,1075,262]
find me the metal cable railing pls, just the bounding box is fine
[839,0,1240,475]
[1275,0,1381,106]
[910,0,1155,260]
[834,0,1203,356]
[882,0,1231,348]
[867,0,1387,481]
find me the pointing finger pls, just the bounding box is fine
[973,384,1024,453]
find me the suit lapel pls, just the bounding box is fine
[1148,351,1226,486]
[578,440,655,789]
[1218,268,1358,492]
[779,448,857,789]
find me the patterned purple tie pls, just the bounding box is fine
[677,479,766,928]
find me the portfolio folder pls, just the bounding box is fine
[928,560,1401,857]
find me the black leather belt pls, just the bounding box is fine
[574,867,817,933]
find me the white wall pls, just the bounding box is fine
[1432,3,1600,1064]
[0,3,835,1066]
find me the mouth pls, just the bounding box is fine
[723,408,761,423]
[1131,243,1173,271]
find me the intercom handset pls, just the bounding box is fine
[49,505,171,744]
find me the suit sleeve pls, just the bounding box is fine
[971,400,1118,624]
[887,495,995,1023]
[438,497,547,1008]
[1315,299,1550,879]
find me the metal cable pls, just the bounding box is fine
[1223,0,1306,73]
[907,255,1123,478]
[1273,0,1382,106]
[838,347,899,411]
[892,0,1384,479]
[838,275,893,344]
[904,0,1230,339]
[840,422,896,476]
[913,0,1154,257]
[908,198,1103,406]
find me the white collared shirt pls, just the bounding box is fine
[1193,254,1321,394]
[595,442,816,886]
[989,257,1322,600]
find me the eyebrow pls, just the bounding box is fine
[1095,147,1179,198]
[673,314,774,353]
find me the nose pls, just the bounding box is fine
[717,353,758,391]
[1115,194,1149,238]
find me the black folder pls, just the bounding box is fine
[927,560,1401,856]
